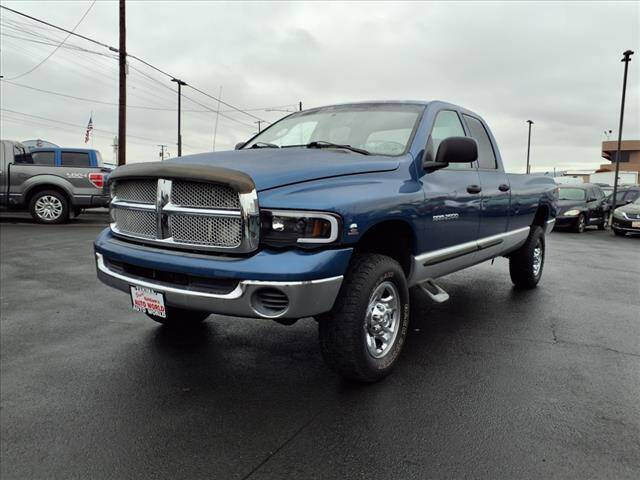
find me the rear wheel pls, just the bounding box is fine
[318,254,410,383]
[29,190,69,224]
[598,216,606,230]
[509,226,545,289]
[613,228,626,237]
[146,306,209,327]
[573,214,586,233]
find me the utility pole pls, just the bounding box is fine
[254,120,264,133]
[299,101,303,112]
[158,144,168,161]
[117,0,126,166]
[610,49,634,223]
[526,120,534,174]
[171,78,187,156]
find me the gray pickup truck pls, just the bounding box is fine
[0,140,110,223]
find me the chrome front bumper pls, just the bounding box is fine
[95,253,343,319]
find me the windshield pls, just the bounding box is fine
[558,187,586,201]
[634,197,640,205]
[243,103,424,156]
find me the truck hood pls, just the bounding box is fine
[165,148,401,191]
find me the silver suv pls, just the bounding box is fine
[0,140,110,223]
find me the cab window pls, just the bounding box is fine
[430,110,470,170]
[463,114,497,169]
[31,151,56,166]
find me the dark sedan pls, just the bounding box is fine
[554,184,608,233]
[611,196,640,236]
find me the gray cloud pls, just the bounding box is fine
[1,0,638,172]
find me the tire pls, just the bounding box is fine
[613,228,626,237]
[73,207,83,217]
[573,213,586,233]
[509,226,545,289]
[318,254,410,383]
[29,190,69,224]
[146,306,209,327]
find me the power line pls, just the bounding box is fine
[0,4,269,123]
[3,1,97,81]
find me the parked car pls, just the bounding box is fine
[0,141,110,223]
[611,196,640,236]
[94,101,557,382]
[605,185,640,209]
[554,183,609,233]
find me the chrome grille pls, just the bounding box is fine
[109,178,259,252]
[169,214,242,247]
[171,181,239,209]
[113,208,156,238]
[114,180,157,204]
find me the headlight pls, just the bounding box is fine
[613,209,628,219]
[563,209,580,217]
[260,210,341,247]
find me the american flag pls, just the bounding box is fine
[84,116,93,143]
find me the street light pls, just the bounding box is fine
[526,120,534,174]
[171,78,187,156]
[610,50,634,223]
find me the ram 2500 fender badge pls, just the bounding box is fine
[433,213,459,222]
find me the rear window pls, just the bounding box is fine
[463,115,497,169]
[61,152,90,167]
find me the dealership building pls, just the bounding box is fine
[599,140,640,173]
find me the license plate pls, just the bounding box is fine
[130,286,166,318]
[632,221,640,228]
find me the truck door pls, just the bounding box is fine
[418,110,481,253]
[462,114,510,239]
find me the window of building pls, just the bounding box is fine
[463,115,497,169]
[61,152,90,167]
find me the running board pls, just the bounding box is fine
[419,279,450,303]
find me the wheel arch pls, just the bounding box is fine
[353,219,417,277]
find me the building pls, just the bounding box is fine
[600,140,640,173]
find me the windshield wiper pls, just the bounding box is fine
[305,141,370,155]
[250,142,280,149]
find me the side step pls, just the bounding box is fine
[419,279,450,303]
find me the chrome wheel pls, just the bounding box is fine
[34,195,63,221]
[364,281,400,359]
[532,241,543,277]
[577,215,585,233]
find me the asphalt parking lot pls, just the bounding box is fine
[1,213,639,480]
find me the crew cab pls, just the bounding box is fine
[94,101,557,382]
[0,141,110,223]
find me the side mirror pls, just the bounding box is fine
[234,142,246,150]
[435,136,478,164]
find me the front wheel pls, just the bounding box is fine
[146,306,210,327]
[613,228,626,237]
[573,213,586,233]
[318,254,410,383]
[509,226,545,289]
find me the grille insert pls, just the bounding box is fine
[168,214,242,247]
[113,208,156,238]
[115,180,157,204]
[171,181,239,209]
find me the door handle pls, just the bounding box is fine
[498,183,510,192]
[466,184,482,194]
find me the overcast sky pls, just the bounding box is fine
[1,1,638,172]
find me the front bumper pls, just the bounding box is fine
[611,218,640,233]
[554,216,578,228]
[94,229,352,319]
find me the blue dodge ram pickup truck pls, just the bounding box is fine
[95,101,557,382]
